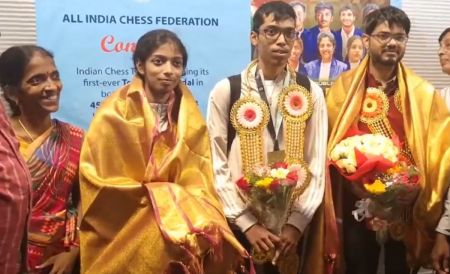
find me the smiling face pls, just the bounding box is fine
[15,51,62,117]
[136,41,183,97]
[318,36,335,62]
[340,9,356,28]
[251,13,296,69]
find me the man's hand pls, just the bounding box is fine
[36,247,79,274]
[431,233,450,274]
[350,183,370,199]
[244,224,280,253]
[279,224,301,256]
[396,187,419,206]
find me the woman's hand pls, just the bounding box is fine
[36,247,79,274]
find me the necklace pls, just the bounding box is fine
[18,119,35,141]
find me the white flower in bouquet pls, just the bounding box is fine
[336,158,357,173]
[330,145,352,162]
[270,168,289,179]
[331,134,398,174]
[252,165,270,177]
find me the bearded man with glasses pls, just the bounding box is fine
[325,6,450,274]
[207,1,330,273]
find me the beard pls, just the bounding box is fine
[370,49,404,67]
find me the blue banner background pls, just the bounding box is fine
[36,0,250,129]
[36,0,403,129]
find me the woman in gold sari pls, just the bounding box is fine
[79,29,249,274]
[0,45,82,274]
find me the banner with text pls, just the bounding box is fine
[36,0,250,129]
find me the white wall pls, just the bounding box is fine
[0,0,36,52]
[402,0,450,90]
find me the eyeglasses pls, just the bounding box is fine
[370,32,409,44]
[258,26,298,42]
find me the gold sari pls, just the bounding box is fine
[326,57,450,268]
[79,77,248,273]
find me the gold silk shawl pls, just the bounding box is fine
[79,77,248,274]
[326,57,450,268]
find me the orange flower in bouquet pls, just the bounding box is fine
[330,128,420,228]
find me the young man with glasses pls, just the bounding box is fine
[325,6,450,274]
[207,1,330,273]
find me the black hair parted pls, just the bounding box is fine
[0,45,53,89]
[132,29,188,78]
[0,45,54,116]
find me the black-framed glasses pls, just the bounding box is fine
[370,32,409,44]
[258,26,298,42]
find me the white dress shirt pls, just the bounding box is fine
[319,62,331,81]
[206,64,327,233]
[436,87,450,235]
[341,26,355,59]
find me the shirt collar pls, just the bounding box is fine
[366,69,398,96]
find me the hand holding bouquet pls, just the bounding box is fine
[235,162,309,264]
[330,131,420,224]
[362,162,420,220]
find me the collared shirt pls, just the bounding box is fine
[319,62,331,81]
[0,103,31,274]
[436,87,450,235]
[437,187,450,236]
[207,65,327,233]
[341,26,355,59]
[365,70,398,96]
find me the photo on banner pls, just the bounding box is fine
[36,0,250,129]
[250,0,390,94]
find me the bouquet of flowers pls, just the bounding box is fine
[361,162,420,220]
[330,132,420,230]
[330,133,399,180]
[235,162,309,263]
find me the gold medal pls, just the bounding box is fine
[267,150,286,165]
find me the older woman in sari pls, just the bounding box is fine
[0,45,82,274]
